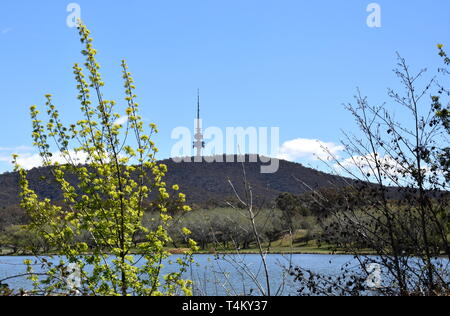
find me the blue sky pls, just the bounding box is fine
[0,0,449,172]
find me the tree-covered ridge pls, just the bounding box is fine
[0,156,352,209]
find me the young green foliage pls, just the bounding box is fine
[13,22,198,296]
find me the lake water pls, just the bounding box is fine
[1,254,447,296]
[0,254,359,296]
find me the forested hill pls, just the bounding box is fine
[0,155,350,208]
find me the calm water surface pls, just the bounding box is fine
[3,254,441,296]
[0,254,358,295]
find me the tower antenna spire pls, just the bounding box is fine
[197,88,200,120]
[194,89,205,160]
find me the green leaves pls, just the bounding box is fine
[14,22,196,296]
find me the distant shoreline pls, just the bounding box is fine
[0,249,372,258]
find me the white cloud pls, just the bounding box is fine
[0,146,35,167]
[13,153,42,170]
[0,146,33,152]
[277,138,344,162]
[2,151,89,170]
[23,151,90,170]
[334,153,423,185]
[338,153,402,173]
[0,145,128,172]
[114,116,128,126]
[1,27,12,35]
[0,156,12,163]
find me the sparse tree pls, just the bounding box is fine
[293,53,450,296]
